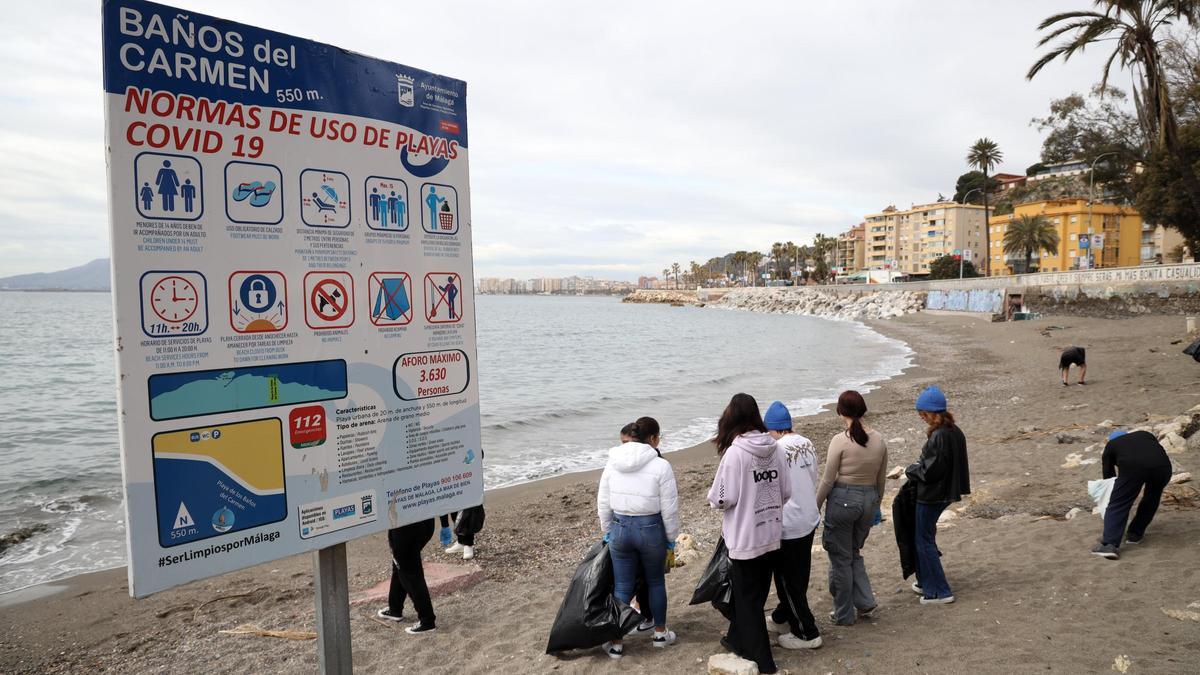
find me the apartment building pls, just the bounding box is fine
[836,223,866,274]
[863,202,988,277]
[986,200,1145,275]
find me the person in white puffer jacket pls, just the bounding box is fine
[596,420,680,659]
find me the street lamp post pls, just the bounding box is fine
[1087,152,1120,269]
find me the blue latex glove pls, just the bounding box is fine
[666,540,676,550]
[603,531,610,543]
[439,526,453,547]
[872,505,883,526]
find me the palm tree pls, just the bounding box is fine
[1027,2,1200,217]
[1003,214,1061,274]
[747,252,764,286]
[770,242,785,279]
[671,262,681,289]
[784,241,798,278]
[967,138,1003,275]
[661,268,669,287]
[690,260,701,287]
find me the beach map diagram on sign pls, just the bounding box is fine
[425,272,463,323]
[135,152,202,221]
[368,272,413,326]
[140,271,208,337]
[365,176,409,231]
[229,271,288,333]
[300,169,350,227]
[152,419,286,548]
[305,271,355,329]
[225,161,282,225]
[420,183,458,235]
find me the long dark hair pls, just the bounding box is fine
[836,390,869,447]
[716,393,767,454]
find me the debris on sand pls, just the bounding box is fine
[1112,654,1132,673]
[1162,608,1200,622]
[1170,472,1192,485]
[218,624,317,640]
[708,652,759,675]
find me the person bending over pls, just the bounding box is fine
[1091,429,1173,560]
[1059,346,1087,386]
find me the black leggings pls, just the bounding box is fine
[726,552,777,674]
[771,531,819,639]
[387,519,436,626]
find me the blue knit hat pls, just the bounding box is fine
[1108,429,1127,442]
[915,386,947,413]
[764,401,793,430]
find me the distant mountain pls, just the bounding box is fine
[0,258,111,291]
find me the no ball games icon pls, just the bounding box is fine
[304,271,355,329]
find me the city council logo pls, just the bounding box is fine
[397,74,415,107]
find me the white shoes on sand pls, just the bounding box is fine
[778,632,823,650]
[764,613,788,634]
[444,542,475,560]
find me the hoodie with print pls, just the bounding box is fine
[706,431,790,560]
[597,442,681,541]
[777,433,820,540]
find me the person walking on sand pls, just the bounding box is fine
[625,417,665,635]
[1059,345,1087,386]
[377,518,438,634]
[816,390,887,625]
[1091,429,1173,560]
[762,401,823,650]
[597,419,681,658]
[905,386,970,605]
[707,393,790,675]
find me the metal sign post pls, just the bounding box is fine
[314,543,352,674]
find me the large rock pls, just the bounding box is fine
[708,653,759,675]
[1163,431,1188,454]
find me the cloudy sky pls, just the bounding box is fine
[0,0,1119,280]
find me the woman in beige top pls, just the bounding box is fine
[818,390,888,626]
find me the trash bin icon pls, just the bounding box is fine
[439,203,454,231]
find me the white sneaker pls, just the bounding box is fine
[911,582,924,595]
[601,641,624,659]
[630,618,655,635]
[920,595,955,605]
[462,545,474,560]
[778,632,823,650]
[651,629,676,648]
[764,613,788,634]
[445,542,464,555]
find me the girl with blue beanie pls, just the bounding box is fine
[904,386,971,605]
[762,401,823,650]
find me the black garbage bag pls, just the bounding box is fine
[689,537,734,620]
[892,480,919,580]
[545,541,641,654]
[1184,336,1200,363]
[454,504,485,539]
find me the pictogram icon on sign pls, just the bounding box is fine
[304,271,355,329]
[368,272,413,326]
[424,272,463,324]
[140,270,208,338]
[228,271,287,333]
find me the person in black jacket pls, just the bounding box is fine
[904,386,970,605]
[1091,429,1173,560]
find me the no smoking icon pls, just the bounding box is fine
[304,271,355,329]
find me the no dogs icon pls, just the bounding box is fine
[304,271,355,329]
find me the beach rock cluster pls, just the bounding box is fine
[713,288,925,321]
[622,289,699,304]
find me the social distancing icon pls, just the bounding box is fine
[228,271,287,333]
[305,271,355,329]
[424,272,463,324]
[368,272,413,326]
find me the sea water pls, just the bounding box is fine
[0,292,910,592]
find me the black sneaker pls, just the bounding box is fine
[1091,543,1119,560]
[1125,533,1143,544]
[376,608,403,622]
[404,622,436,635]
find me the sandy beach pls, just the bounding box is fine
[2,312,1199,674]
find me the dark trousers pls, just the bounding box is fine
[915,502,952,599]
[1103,466,1173,546]
[387,519,436,626]
[771,531,819,640]
[726,552,778,674]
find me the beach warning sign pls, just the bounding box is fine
[103,0,481,598]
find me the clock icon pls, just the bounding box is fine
[150,275,199,323]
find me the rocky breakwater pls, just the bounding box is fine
[622,289,700,304]
[713,287,925,320]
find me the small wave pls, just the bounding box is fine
[0,524,50,557]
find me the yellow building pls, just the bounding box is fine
[987,200,1145,275]
[864,202,987,277]
[836,223,866,274]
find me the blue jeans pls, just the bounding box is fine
[609,513,668,627]
[915,502,952,599]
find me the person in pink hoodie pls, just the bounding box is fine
[706,393,791,675]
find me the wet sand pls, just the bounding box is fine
[2,312,1199,674]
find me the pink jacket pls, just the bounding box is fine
[706,431,791,560]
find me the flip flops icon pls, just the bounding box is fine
[232,181,277,207]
